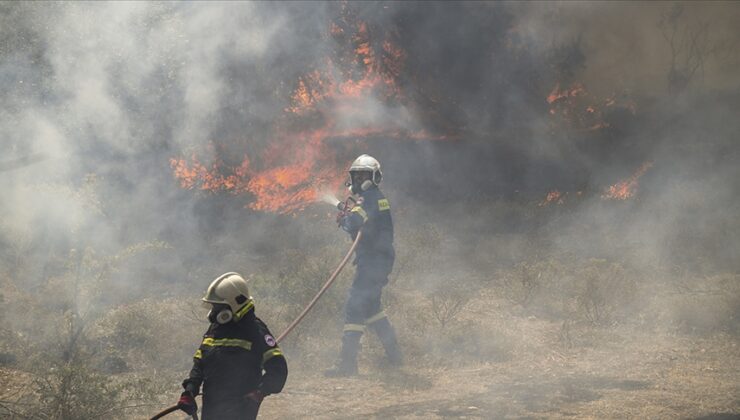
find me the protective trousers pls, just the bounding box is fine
[368,317,402,366]
[201,396,260,420]
[337,263,402,371]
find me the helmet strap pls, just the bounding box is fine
[232,298,255,321]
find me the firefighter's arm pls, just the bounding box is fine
[340,200,369,233]
[255,321,288,396]
[182,349,204,396]
[259,349,288,395]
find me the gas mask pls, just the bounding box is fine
[206,303,233,324]
[347,171,374,195]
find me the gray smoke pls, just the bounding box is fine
[0,3,739,403]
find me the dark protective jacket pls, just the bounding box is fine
[183,311,287,420]
[340,186,395,275]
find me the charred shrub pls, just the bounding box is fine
[429,282,473,329]
[500,259,565,312]
[430,292,470,329]
[573,259,635,326]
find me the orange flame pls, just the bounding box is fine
[170,130,346,215]
[547,82,636,132]
[171,9,443,215]
[547,83,585,104]
[602,161,653,200]
[170,153,251,193]
[284,18,405,116]
[539,189,564,206]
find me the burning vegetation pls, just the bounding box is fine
[2,2,739,419]
[539,161,654,206]
[546,81,636,133]
[170,5,446,214]
[602,161,654,200]
[169,3,650,215]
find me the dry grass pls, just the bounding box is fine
[260,316,740,419]
[1,200,738,419]
[2,269,739,419]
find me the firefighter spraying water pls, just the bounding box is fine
[325,154,403,377]
[272,154,402,375]
[152,154,400,418]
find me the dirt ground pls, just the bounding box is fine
[260,326,739,419]
[140,287,740,420]
[4,289,738,419]
[256,336,738,419]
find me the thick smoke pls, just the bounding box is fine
[0,2,740,416]
[1,3,328,288]
[0,3,739,415]
[0,0,737,302]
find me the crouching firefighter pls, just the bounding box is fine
[178,272,287,419]
[325,154,403,377]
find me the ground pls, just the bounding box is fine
[259,328,739,419]
[3,268,738,419]
[142,282,740,419]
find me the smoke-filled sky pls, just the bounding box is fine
[1,1,739,292]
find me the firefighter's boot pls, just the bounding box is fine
[324,330,362,377]
[369,317,403,366]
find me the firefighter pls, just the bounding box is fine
[325,154,403,377]
[178,272,287,419]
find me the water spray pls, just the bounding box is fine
[276,195,360,342]
[321,192,342,208]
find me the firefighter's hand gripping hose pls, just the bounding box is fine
[149,230,361,420]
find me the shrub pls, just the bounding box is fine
[498,257,636,326]
[573,259,635,325]
[429,284,472,329]
[499,258,565,312]
[33,361,127,419]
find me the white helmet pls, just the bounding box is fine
[348,154,382,193]
[202,272,254,324]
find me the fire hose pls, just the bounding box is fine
[150,224,361,420]
[276,229,361,343]
[150,405,196,420]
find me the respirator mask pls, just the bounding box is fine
[206,302,234,325]
[347,171,374,195]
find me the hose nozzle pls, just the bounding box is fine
[321,193,341,208]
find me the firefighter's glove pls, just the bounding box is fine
[245,389,264,403]
[336,211,347,226]
[177,391,197,415]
